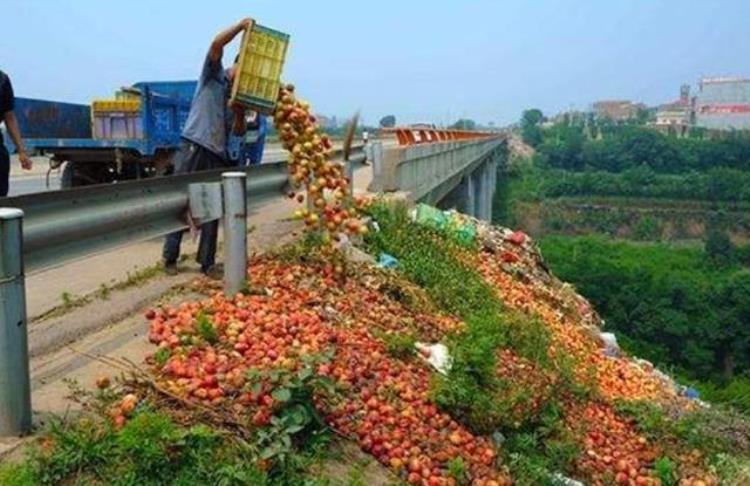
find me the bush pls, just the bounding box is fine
[539,235,750,384]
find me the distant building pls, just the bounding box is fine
[653,84,692,136]
[316,115,338,129]
[592,100,643,121]
[694,77,750,130]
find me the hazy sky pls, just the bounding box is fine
[2,0,749,126]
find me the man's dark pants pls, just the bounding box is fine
[163,141,228,271]
[0,144,10,197]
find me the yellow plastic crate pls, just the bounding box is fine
[91,99,141,113]
[230,23,290,115]
[115,89,141,101]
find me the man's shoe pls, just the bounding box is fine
[164,262,179,276]
[201,264,224,280]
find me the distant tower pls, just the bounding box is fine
[680,84,690,103]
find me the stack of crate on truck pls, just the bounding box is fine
[12,81,199,187]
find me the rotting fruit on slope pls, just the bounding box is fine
[4,205,746,485]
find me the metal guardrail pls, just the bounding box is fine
[0,145,364,436]
[5,162,286,272]
[2,146,364,273]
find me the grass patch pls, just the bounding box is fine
[37,263,167,323]
[0,383,343,486]
[380,331,417,360]
[0,412,269,486]
[615,399,750,482]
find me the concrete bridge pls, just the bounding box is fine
[367,129,507,222]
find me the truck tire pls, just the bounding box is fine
[61,162,75,188]
[61,162,109,187]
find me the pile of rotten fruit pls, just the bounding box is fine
[138,220,739,485]
[124,89,740,485]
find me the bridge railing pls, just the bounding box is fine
[369,135,506,204]
[380,127,498,146]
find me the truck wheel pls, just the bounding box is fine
[61,162,76,188]
[61,162,107,187]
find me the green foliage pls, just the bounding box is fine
[537,124,750,174]
[2,412,271,486]
[539,235,750,387]
[378,115,396,128]
[447,457,469,485]
[380,331,417,359]
[0,463,35,486]
[616,399,750,461]
[245,354,336,469]
[521,109,544,147]
[365,203,501,320]
[695,376,750,414]
[710,453,750,486]
[196,311,219,344]
[502,402,580,486]
[154,347,171,367]
[617,403,750,484]
[0,405,342,486]
[704,227,735,267]
[655,457,677,486]
[613,400,671,442]
[523,166,750,203]
[366,203,584,444]
[511,120,750,204]
[538,123,585,170]
[633,216,660,241]
[450,118,477,131]
[2,354,342,485]
[30,417,116,485]
[736,244,750,267]
[366,203,518,432]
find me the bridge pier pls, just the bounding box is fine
[461,173,477,217]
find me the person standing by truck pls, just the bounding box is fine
[0,70,33,197]
[236,112,267,166]
[162,19,252,277]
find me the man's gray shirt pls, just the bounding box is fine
[181,54,231,159]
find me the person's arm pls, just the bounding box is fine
[208,18,253,63]
[1,74,32,170]
[4,112,32,170]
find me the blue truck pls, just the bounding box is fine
[7,80,266,188]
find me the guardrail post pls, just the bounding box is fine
[0,208,32,436]
[222,173,247,297]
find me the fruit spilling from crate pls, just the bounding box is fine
[273,84,367,240]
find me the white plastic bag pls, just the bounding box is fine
[599,332,620,357]
[415,342,452,375]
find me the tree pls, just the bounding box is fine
[450,119,477,131]
[520,109,544,147]
[705,227,734,268]
[379,115,396,128]
[537,123,586,170]
[714,271,750,380]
